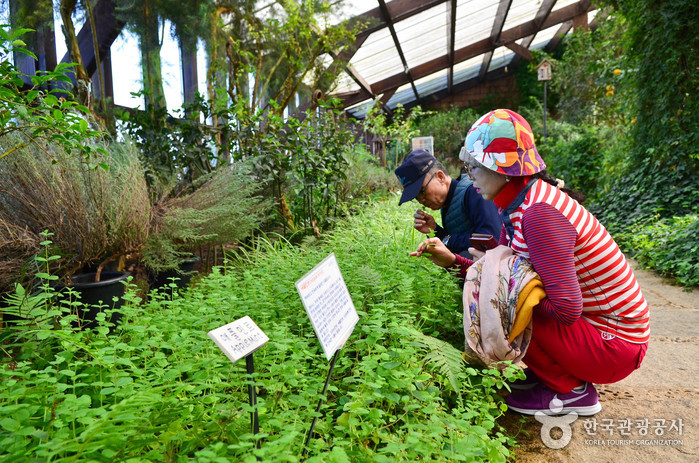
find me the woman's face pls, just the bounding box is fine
[464,159,508,200]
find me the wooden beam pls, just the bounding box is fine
[180,40,198,106]
[378,0,419,102]
[545,21,572,53]
[504,41,532,61]
[59,0,125,78]
[353,0,448,39]
[91,50,113,100]
[573,13,589,31]
[403,66,511,111]
[379,88,397,105]
[479,0,512,81]
[446,0,457,93]
[336,0,594,108]
[508,0,556,69]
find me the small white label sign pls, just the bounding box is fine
[208,316,269,364]
[537,61,552,81]
[296,253,359,360]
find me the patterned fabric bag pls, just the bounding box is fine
[463,245,545,368]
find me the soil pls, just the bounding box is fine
[499,260,698,462]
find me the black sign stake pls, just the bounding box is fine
[302,350,339,457]
[246,354,260,449]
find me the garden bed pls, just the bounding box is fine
[0,194,520,462]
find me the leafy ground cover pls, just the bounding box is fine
[0,195,520,462]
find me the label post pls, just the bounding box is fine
[208,315,269,447]
[295,253,359,455]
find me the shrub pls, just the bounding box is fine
[336,145,399,207]
[0,26,106,165]
[142,160,272,272]
[414,106,479,163]
[614,215,699,287]
[0,135,150,290]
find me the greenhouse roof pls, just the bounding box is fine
[329,0,600,118]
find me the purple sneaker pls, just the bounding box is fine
[509,368,540,391]
[506,382,602,416]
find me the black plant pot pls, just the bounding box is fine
[150,255,201,291]
[60,271,130,329]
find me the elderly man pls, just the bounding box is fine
[395,149,500,257]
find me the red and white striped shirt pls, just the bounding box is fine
[501,179,650,343]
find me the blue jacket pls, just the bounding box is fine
[434,176,501,256]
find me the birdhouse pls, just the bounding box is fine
[537,60,552,81]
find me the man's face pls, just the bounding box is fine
[415,170,449,209]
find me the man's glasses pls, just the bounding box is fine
[417,173,436,198]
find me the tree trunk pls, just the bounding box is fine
[140,0,165,108]
[59,0,92,109]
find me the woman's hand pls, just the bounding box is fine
[413,209,437,234]
[410,237,456,268]
[468,247,485,261]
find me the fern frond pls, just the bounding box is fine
[407,328,465,394]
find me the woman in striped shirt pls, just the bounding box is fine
[412,109,649,416]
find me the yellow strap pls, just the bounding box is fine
[509,278,546,342]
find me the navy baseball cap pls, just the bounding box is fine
[394,149,436,205]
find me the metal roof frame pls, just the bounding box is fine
[329,0,598,118]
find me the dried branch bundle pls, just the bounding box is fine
[0,134,151,290]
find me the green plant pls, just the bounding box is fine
[0,135,150,290]
[336,145,399,210]
[142,159,271,272]
[549,12,629,126]
[362,103,424,168]
[1,195,522,461]
[0,26,106,166]
[413,105,480,163]
[614,215,699,287]
[285,100,355,233]
[117,95,224,191]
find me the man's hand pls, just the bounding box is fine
[410,237,456,268]
[413,209,437,234]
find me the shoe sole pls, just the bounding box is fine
[507,402,602,416]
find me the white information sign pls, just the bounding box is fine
[411,136,434,154]
[295,253,359,360]
[208,316,269,364]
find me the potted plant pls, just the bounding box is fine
[142,159,271,291]
[0,135,151,326]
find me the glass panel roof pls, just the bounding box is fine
[454,0,500,50]
[529,23,564,51]
[394,2,448,70]
[452,54,484,86]
[349,28,405,84]
[332,0,600,116]
[502,0,539,31]
[487,46,516,72]
[550,0,581,15]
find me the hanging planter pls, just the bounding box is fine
[60,271,131,329]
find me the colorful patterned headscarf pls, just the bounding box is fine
[460,109,546,176]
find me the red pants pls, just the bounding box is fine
[523,310,648,393]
